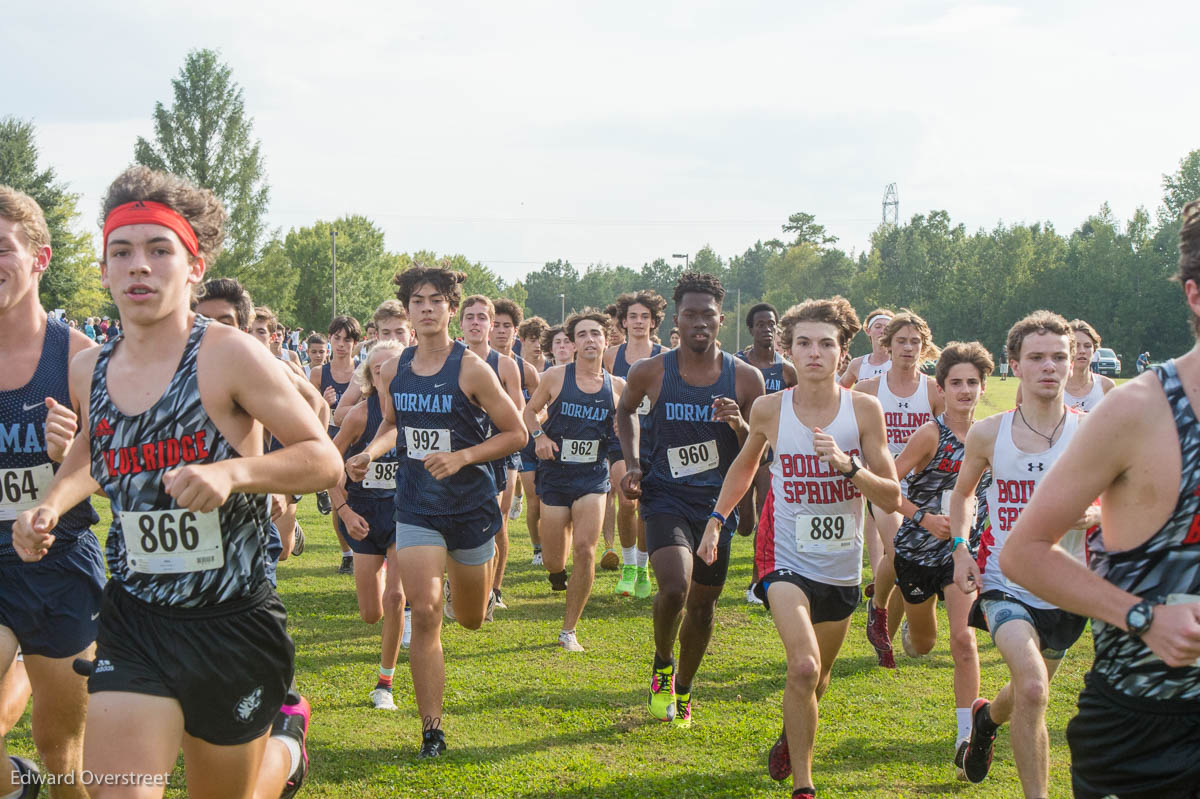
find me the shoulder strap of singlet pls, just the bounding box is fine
[650,343,663,357]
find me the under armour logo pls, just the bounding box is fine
[1027,462,1045,472]
[897,401,909,409]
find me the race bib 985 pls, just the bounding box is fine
[362,460,399,489]
[119,508,223,574]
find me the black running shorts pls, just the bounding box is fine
[89,582,294,745]
[1068,672,1200,799]
[893,553,954,605]
[755,569,860,623]
[644,513,731,587]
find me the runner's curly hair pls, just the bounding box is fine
[99,166,226,260]
[744,302,777,331]
[1006,310,1074,361]
[882,310,941,362]
[1176,201,1200,335]
[0,186,50,251]
[779,296,861,351]
[395,266,467,311]
[518,316,549,343]
[193,277,253,330]
[672,271,725,305]
[1068,319,1101,348]
[541,325,570,359]
[565,308,611,342]
[615,290,667,329]
[353,340,404,396]
[493,298,523,327]
[935,341,994,388]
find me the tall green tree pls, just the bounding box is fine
[287,216,397,331]
[135,49,271,278]
[0,116,109,319]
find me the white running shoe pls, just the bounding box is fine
[745,587,764,605]
[901,620,924,658]
[531,551,543,566]
[370,688,397,710]
[508,494,522,520]
[443,580,455,621]
[558,630,584,652]
[401,608,412,649]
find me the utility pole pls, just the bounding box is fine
[330,228,338,318]
[559,292,565,324]
[736,287,742,352]
[672,253,689,270]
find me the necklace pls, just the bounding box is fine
[1017,404,1066,445]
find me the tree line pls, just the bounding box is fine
[3,48,1197,364]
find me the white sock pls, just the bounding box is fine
[636,549,649,568]
[2,788,22,799]
[622,546,637,566]
[342,550,352,557]
[956,707,972,744]
[274,734,302,780]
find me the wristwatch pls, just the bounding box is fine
[911,508,927,526]
[531,429,544,439]
[1126,599,1155,637]
[842,455,861,479]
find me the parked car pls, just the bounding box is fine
[1091,348,1121,377]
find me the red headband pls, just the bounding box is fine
[102,201,199,258]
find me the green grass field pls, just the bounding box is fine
[8,378,1106,797]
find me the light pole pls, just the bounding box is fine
[330,229,338,318]
[559,293,565,324]
[672,252,689,270]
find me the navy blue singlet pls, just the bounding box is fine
[537,364,614,498]
[736,349,787,393]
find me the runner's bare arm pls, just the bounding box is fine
[1002,383,1200,667]
[422,352,525,480]
[332,381,363,426]
[523,366,562,460]
[928,376,946,416]
[616,357,658,492]
[842,392,901,511]
[285,361,330,428]
[782,360,798,388]
[43,331,99,463]
[348,357,400,477]
[838,356,861,388]
[721,358,766,444]
[498,355,525,411]
[950,416,998,592]
[852,375,880,396]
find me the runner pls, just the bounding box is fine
[700,296,900,797]
[13,166,342,798]
[544,325,575,367]
[888,341,993,776]
[853,310,944,668]
[669,328,680,349]
[604,291,667,597]
[332,300,412,426]
[946,310,1095,796]
[524,310,623,651]
[311,315,362,575]
[329,341,406,710]
[345,265,525,757]
[0,186,103,797]
[1001,203,1200,798]
[838,308,893,388]
[515,316,550,563]
[304,334,327,379]
[735,302,798,605]
[605,304,625,348]
[252,307,304,378]
[616,272,764,727]
[1014,318,1115,411]
[458,296,525,616]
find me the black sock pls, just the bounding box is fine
[493,588,502,601]
[548,570,568,591]
[653,653,674,671]
[675,682,691,698]
[533,546,542,553]
[976,703,998,735]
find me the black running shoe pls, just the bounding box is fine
[338,554,353,575]
[767,727,791,781]
[10,756,41,798]
[316,490,332,515]
[963,698,996,783]
[417,717,446,759]
[954,739,969,781]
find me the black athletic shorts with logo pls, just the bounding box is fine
[754,569,860,623]
[1068,672,1200,799]
[893,553,954,605]
[644,513,731,587]
[89,581,294,745]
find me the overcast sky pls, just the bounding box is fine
[7,1,1199,283]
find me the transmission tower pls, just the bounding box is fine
[882,183,899,227]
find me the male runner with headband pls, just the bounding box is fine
[839,308,893,388]
[854,311,943,668]
[1003,204,1200,799]
[617,273,763,727]
[345,266,525,758]
[603,291,666,597]
[735,302,797,605]
[699,296,899,798]
[948,310,1097,796]
[525,310,623,651]
[0,186,102,798]
[14,166,343,799]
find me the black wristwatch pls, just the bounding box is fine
[842,456,861,480]
[1126,599,1155,637]
[911,508,927,526]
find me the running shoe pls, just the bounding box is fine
[648,661,676,721]
[954,739,969,781]
[401,607,412,649]
[558,630,584,652]
[338,554,353,575]
[745,586,764,605]
[600,548,620,571]
[9,756,40,798]
[443,580,456,621]
[900,620,924,658]
[291,523,305,556]
[767,727,791,781]
[484,589,497,623]
[864,581,875,599]
[370,687,397,710]
[531,550,543,566]
[509,494,522,520]
[615,565,637,596]
[634,566,652,599]
[274,696,311,799]
[316,490,331,515]
[493,589,508,610]
[417,718,446,759]
[962,698,996,784]
[866,602,896,668]
[671,693,692,728]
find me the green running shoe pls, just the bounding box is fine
[648,662,676,721]
[615,565,637,596]
[671,692,692,728]
[634,566,652,598]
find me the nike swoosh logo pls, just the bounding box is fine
[91,612,100,620]
[22,402,44,412]
[434,383,447,389]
